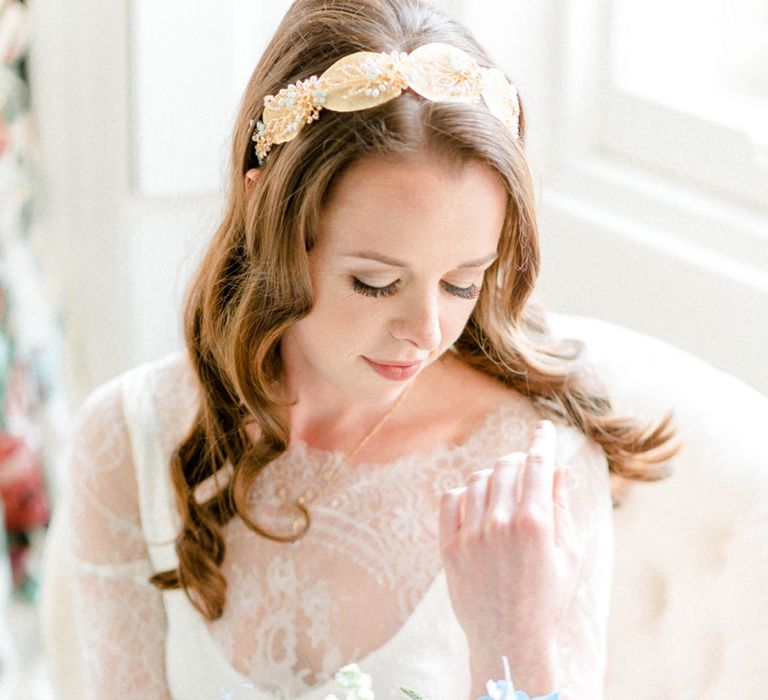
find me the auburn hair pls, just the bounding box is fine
[150,0,680,619]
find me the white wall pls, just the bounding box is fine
[28,0,221,404]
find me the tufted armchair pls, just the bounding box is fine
[546,313,768,698]
[40,313,768,698]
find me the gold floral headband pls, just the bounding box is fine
[249,42,520,166]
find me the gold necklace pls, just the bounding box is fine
[276,381,414,543]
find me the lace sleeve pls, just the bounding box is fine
[63,378,172,699]
[555,434,614,700]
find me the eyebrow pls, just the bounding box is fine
[342,251,499,269]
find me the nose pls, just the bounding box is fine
[389,290,442,352]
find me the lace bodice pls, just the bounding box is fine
[64,353,613,699]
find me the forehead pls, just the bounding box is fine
[318,154,508,264]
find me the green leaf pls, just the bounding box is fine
[399,688,427,700]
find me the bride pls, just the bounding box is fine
[64,0,677,698]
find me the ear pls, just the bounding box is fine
[244,168,262,190]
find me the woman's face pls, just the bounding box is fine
[280,153,508,404]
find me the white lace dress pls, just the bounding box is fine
[64,353,614,700]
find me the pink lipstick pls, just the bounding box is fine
[363,357,423,381]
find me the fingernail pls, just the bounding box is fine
[468,468,494,482]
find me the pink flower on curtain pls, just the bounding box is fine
[0,434,50,590]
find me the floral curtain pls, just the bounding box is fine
[0,0,68,604]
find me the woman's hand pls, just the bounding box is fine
[438,419,582,696]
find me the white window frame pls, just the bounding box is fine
[458,0,768,394]
[544,0,768,276]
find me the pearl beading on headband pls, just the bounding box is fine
[250,42,520,166]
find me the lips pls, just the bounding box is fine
[366,358,424,367]
[363,356,424,381]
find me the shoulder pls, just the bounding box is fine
[430,350,606,464]
[419,350,539,438]
[77,351,191,410]
[71,351,197,455]
[67,352,197,511]
[105,351,196,414]
[120,350,196,401]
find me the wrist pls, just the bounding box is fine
[469,646,557,698]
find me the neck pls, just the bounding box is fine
[277,370,413,454]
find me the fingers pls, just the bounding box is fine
[439,486,463,549]
[487,453,526,521]
[463,468,493,531]
[441,419,566,548]
[440,455,525,546]
[520,420,556,517]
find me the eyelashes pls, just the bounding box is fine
[351,278,481,300]
[352,278,399,298]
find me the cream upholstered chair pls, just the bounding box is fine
[40,313,768,698]
[547,313,768,698]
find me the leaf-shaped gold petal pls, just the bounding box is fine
[320,51,406,112]
[406,42,483,103]
[481,67,520,139]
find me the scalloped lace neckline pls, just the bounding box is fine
[284,396,532,470]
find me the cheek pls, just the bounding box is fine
[307,284,378,341]
[444,304,476,343]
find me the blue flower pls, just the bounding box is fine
[475,657,561,700]
[478,690,560,700]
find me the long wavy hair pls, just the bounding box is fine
[150,0,680,620]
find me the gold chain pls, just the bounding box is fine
[281,381,414,541]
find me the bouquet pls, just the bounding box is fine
[323,657,560,700]
[221,657,560,699]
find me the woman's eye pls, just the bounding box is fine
[444,282,481,300]
[351,278,480,300]
[352,278,399,297]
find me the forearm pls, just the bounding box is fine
[468,645,558,699]
[71,559,172,699]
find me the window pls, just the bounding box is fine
[607,0,768,210]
